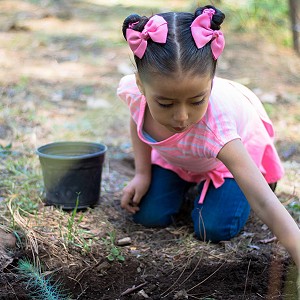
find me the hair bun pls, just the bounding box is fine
[122,14,141,39]
[122,14,149,40]
[194,5,225,31]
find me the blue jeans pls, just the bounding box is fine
[133,165,250,242]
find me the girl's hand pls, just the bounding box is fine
[121,174,151,214]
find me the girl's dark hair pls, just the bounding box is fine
[122,5,225,82]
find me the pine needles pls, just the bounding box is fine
[17,259,71,300]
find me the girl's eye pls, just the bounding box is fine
[157,102,173,108]
[156,99,205,108]
[192,99,205,106]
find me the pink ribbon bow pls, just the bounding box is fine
[191,8,225,60]
[126,15,168,59]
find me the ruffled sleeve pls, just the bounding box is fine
[226,80,275,137]
[208,78,284,184]
[117,74,143,124]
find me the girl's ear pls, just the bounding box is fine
[135,73,145,95]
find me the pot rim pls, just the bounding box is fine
[36,141,107,160]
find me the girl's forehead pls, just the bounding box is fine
[144,74,212,97]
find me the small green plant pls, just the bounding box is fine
[59,194,95,254]
[102,231,125,262]
[17,259,71,300]
[81,238,93,253]
[66,193,82,244]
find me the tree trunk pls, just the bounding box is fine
[289,0,300,54]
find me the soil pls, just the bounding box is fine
[0,205,299,300]
[0,1,300,300]
[0,157,299,300]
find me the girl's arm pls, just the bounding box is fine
[121,118,152,213]
[129,117,152,177]
[217,139,300,269]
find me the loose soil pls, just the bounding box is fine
[0,1,300,299]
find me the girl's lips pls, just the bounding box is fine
[173,126,188,132]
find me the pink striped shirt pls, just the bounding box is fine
[117,75,284,203]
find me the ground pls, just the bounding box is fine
[0,1,300,299]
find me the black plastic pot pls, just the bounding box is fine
[36,141,107,209]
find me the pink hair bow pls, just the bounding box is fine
[126,15,168,59]
[191,8,225,59]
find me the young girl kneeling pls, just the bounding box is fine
[117,5,300,275]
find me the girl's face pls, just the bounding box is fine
[136,73,212,133]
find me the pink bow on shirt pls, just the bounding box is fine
[191,8,225,60]
[126,15,168,59]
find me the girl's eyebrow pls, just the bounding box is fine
[155,91,207,101]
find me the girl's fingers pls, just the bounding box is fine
[124,202,140,214]
[121,188,134,206]
[132,192,142,204]
[121,188,141,214]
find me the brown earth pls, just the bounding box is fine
[0,1,300,299]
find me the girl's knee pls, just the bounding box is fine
[193,218,231,242]
[192,179,251,242]
[130,165,189,228]
[192,205,250,242]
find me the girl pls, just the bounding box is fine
[117,5,300,274]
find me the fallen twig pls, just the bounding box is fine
[243,259,251,299]
[259,237,277,244]
[121,282,147,296]
[161,252,195,298]
[186,261,226,293]
[161,248,207,298]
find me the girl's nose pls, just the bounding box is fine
[173,107,188,122]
